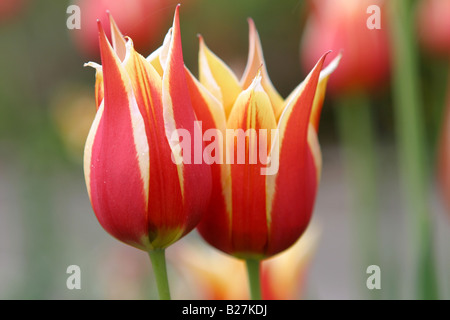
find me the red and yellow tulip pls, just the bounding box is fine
[83,7,211,252]
[175,19,340,259]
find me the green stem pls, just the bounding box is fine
[389,0,437,299]
[246,259,262,300]
[335,94,380,299]
[429,60,450,151]
[148,249,171,300]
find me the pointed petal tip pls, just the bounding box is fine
[198,34,205,45]
[246,70,263,92]
[319,51,342,80]
[97,20,109,46]
[315,51,331,68]
[169,3,181,42]
[107,10,115,26]
[97,20,105,39]
[174,3,180,21]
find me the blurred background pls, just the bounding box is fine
[1,0,450,299]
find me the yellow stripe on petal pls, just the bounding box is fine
[84,62,104,109]
[199,36,242,118]
[123,38,163,128]
[240,19,284,118]
[83,101,105,202]
[147,47,164,76]
[307,124,322,183]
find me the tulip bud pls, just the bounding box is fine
[84,7,211,251]
[300,0,390,95]
[186,19,339,259]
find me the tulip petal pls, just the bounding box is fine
[122,35,190,249]
[84,62,104,109]
[84,22,150,250]
[147,47,164,76]
[226,75,277,257]
[265,53,328,256]
[285,53,342,130]
[240,19,284,117]
[283,54,341,127]
[309,54,341,132]
[199,36,242,118]
[160,6,212,242]
[185,67,234,253]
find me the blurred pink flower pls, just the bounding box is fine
[300,0,390,95]
[0,0,28,23]
[417,0,450,57]
[71,0,177,59]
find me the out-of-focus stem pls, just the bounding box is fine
[335,93,380,299]
[389,0,438,299]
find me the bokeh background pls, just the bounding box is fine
[1,0,450,299]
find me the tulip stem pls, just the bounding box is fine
[335,93,380,299]
[148,249,171,300]
[246,259,262,300]
[389,0,438,299]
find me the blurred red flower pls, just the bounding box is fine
[300,0,390,95]
[417,0,450,57]
[0,0,28,23]
[71,0,176,59]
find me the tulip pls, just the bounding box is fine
[190,19,338,259]
[417,0,450,57]
[83,6,211,299]
[157,19,338,298]
[300,0,390,95]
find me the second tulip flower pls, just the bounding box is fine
[182,20,340,259]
